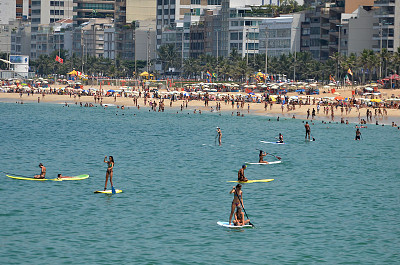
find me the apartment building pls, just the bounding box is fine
[372,0,400,53]
[30,0,74,58]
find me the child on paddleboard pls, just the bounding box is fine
[233,206,250,226]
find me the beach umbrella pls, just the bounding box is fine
[370,99,382,103]
[334,96,345,100]
[108,89,115,92]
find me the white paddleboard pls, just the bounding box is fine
[217,221,253,228]
[245,161,282,165]
[260,141,286,144]
[94,189,122,194]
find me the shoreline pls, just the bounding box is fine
[2,92,400,126]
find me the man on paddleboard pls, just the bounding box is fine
[34,163,46,179]
[305,122,311,140]
[278,133,284,143]
[238,165,248,182]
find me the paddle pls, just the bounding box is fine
[234,188,255,228]
[111,186,116,194]
[256,149,281,160]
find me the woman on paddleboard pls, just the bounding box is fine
[259,150,269,164]
[34,163,46,179]
[103,156,114,191]
[229,184,244,225]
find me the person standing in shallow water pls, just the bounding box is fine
[103,156,114,191]
[355,128,361,140]
[216,127,222,146]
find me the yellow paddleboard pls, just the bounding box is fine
[6,174,89,181]
[227,179,274,183]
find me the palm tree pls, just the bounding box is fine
[157,44,180,73]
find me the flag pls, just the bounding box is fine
[206,71,212,77]
[329,75,335,83]
[212,72,217,78]
[347,68,353,76]
[55,55,63,64]
[345,74,352,85]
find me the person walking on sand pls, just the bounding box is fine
[103,156,114,191]
[216,127,222,146]
[305,121,311,140]
[34,163,46,179]
[229,184,244,225]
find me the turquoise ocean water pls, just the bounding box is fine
[0,102,399,264]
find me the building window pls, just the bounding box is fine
[50,10,64,16]
[208,0,221,4]
[50,1,64,7]
[191,0,200,4]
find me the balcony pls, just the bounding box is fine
[374,0,396,7]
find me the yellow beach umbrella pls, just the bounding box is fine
[68,70,77,75]
[370,99,382,103]
[139,71,149,77]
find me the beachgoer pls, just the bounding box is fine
[229,184,244,225]
[103,156,114,190]
[238,165,248,182]
[216,127,222,146]
[34,163,46,179]
[258,150,268,164]
[305,121,311,140]
[355,128,361,140]
[57,174,71,179]
[233,206,250,226]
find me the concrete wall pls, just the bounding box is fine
[0,0,16,24]
[347,7,376,55]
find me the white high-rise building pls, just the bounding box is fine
[0,0,17,25]
[30,0,74,59]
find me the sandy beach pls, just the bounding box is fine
[2,85,400,125]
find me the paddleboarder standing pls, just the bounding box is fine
[104,156,114,191]
[229,184,244,225]
[305,122,311,140]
